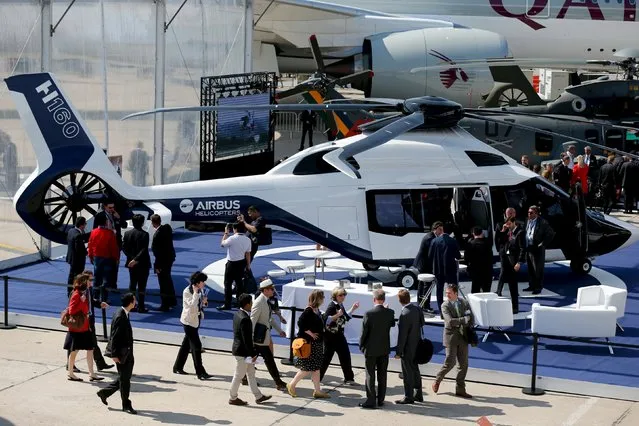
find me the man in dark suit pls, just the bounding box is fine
[553,155,573,193]
[66,216,87,297]
[524,205,556,294]
[620,157,639,214]
[150,214,177,311]
[98,293,137,414]
[496,218,525,314]
[299,110,316,151]
[123,214,151,313]
[432,284,474,399]
[598,155,617,215]
[229,293,271,406]
[359,289,395,409]
[428,227,461,316]
[464,226,494,293]
[412,221,444,312]
[395,289,425,404]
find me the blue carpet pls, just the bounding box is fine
[1,228,637,388]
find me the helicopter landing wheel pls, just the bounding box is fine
[397,270,417,290]
[570,258,592,275]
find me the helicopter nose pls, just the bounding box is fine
[587,212,637,255]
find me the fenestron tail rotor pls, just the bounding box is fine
[43,172,108,231]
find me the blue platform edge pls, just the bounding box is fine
[1,229,637,388]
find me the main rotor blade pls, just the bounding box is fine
[322,111,425,179]
[465,108,639,132]
[309,34,325,73]
[275,83,316,100]
[464,112,639,161]
[123,103,395,120]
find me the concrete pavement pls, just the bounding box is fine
[0,327,636,426]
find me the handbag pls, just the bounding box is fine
[253,322,268,344]
[292,338,311,359]
[60,308,86,331]
[243,270,258,294]
[415,337,434,364]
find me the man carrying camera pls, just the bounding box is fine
[218,222,252,311]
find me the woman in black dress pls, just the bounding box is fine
[286,289,329,399]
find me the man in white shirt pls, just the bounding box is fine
[218,222,252,310]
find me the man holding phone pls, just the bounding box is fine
[219,222,252,311]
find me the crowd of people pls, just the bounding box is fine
[521,144,639,214]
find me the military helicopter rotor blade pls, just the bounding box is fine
[309,34,326,74]
[464,112,639,161]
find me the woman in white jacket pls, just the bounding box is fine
[172,271,213,380]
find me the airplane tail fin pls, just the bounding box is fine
[4,72,139,243]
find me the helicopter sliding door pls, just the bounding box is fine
[365,187,454,262]
[452,186,495,252]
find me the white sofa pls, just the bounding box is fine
[467,293,514,342]
[531,303,618,354]
[576,285,627,331]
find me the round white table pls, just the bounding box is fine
[298,250,341,278]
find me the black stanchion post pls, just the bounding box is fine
[1,276,17,330]
[522,333,545,396]
[97,307,108,342]
[281,306,296,366]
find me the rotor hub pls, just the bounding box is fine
[403,96,464,128]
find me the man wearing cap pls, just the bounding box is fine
[250,279,287,390]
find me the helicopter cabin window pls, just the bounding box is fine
[292,149,360,175]
[465,151,508,167]
[535,132,553,153]
[584,129,599,144]
[605,129,623,151]
[366,189,454,235]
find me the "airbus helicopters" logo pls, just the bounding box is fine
[428,50,469,89]
[179,199,241,217]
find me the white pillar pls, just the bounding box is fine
[153,0,166,185]
[244,0,253,73]
[40,0,53,259]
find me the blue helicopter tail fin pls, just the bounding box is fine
[4,73,132,196]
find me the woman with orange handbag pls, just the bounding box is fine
[286,289,330,399]
[64,274,102,382]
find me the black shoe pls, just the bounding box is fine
[97,391,108,406]
[513,310,519,315]
[395,398,414,405]
[123,406,137,415]
[73,366,82,373]
[217,305,231,311]
[377,401,385,407]
[359,403,376,409]
[173,368,188,375]
[137,308,149,314]
[158,306,171,312]
[198,373,213,380]
[522,287,533,292]
[414,394,424,402]
[97,364,114,371]
[531,289,542,295]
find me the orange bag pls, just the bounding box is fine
[292,338,311,359]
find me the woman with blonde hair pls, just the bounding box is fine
[571,154,590,195]
[287,289,329,399]
[64,274,103,381]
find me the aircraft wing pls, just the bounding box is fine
[254,0,459,49]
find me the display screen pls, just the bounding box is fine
[216,93,270,158]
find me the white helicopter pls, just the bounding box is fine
[6,73,638,288]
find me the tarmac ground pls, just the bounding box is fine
[0,327,637,426]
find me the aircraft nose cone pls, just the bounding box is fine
[586,211,634,256]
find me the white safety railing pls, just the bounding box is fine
[275,111,327,140]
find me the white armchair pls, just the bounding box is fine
[467,293,514,342]
[576,285,627,332]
